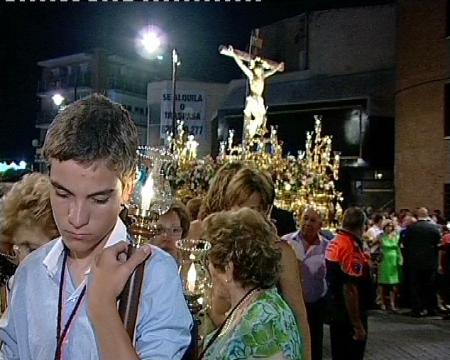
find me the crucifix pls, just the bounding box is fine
[219,44,284,141]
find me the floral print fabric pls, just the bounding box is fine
[204,288,303,359]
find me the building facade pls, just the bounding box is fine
[35,49,161,170]
[217,4,396,209]
[395,0,450,218]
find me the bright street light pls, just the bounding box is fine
[141,31,161,54]
[52,93,64,106]
[136,26,180,146]
[136,26,165,59]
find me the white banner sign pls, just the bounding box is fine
[160,91,206,139]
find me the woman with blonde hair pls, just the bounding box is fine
[198,162,245,220]
[0,172,58,263]
[189,163,311,360]
[0,173,59,312]
[200,207,303,359]
[188,162,244,239]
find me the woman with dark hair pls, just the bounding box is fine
[200,208,303,359]
[151,200,190,259]
[378,220,402,312]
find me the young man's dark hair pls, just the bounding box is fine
[43,94,138,184]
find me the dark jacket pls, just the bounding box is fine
[271,206,296,237]
[404,220,441,270]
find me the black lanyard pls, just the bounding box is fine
[197,287,258,359]
[54,247,87,360]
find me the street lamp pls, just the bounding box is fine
[137,27,165,146]
[137,26,180,142]
[171,49,181,136]
[52,93,64,107]
[140,31,161,55]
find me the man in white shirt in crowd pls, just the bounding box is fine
[283,207,328,360]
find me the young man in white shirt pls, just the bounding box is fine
[0,94,192,360]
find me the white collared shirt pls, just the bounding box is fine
[282,231,328,303]
[0,218,192,360]
[42,218,127,278]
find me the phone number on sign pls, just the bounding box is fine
[161,125,203,136]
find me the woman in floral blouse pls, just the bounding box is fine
[200,207,303,359]
[190,163,310,359]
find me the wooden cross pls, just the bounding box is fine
[219,45,284,72]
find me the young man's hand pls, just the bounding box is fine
[88,241,151,306]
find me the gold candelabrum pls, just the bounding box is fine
[118,146,174,340]
[167,120,199,172]
[274,115,343,229]
[217,115,343,228]
[218,124,283,171]
[167,114,343,228]
[165,120,215,203]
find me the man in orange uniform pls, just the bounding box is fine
[325,207,372,360]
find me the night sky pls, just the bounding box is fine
[0,0,391,163]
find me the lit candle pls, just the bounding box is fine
[219,142,226,157]
[186,135,199,160]
[187,262,197,294]
[141,175,154,211]
[228,130,235,152]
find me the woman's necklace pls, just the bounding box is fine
[198,287,260,359]
[220,288,260,337]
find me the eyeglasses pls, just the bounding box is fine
[158,225,183,237]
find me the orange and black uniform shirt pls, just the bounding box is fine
[325,229,372,322]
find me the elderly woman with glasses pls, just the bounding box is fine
[152,200,191,259]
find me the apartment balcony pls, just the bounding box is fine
[38,73,92,94]
[109,77,147,96]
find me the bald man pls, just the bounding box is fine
[282,208,328,360]
[404,207,441,317]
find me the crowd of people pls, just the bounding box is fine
[363,207,449,318]
[0,94,448,360]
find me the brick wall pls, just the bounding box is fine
[395,0,450,213]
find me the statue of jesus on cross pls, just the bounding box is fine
[220,45,284,140]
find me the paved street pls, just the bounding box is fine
[323,310,450,360]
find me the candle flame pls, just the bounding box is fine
[187,262,197,293]
[141,175,154,210]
